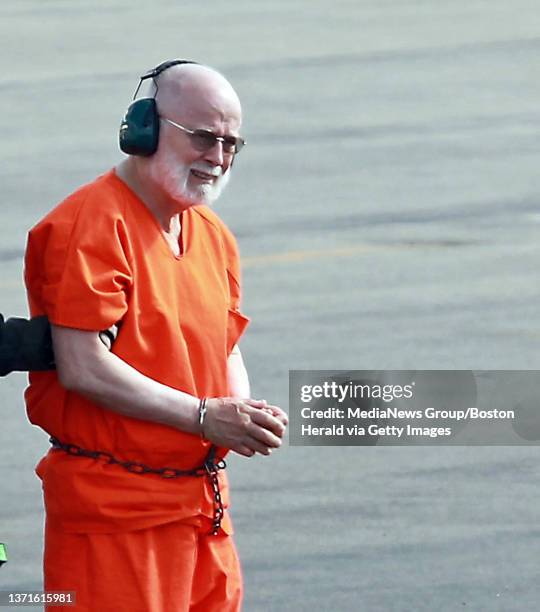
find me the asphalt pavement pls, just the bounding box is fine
[1,1,539,610]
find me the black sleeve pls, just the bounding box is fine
[0,314,55,376]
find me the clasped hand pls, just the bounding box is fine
[203,398,288,457]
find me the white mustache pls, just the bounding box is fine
[190,164,222,177]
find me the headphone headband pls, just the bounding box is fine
[141,59,199,81]
[133,59,199,99]
[120,59,200,157]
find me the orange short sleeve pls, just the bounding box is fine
[218,219,250,352]
[25,182,133,331]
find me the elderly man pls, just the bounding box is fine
[24,60,287,611]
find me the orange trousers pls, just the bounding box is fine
[44,517,243,612]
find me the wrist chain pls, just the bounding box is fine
[198,397,208,439]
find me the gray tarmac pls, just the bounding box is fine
[1,1,540,610]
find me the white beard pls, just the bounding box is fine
[149,147,230,207]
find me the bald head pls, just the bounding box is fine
[155,64,242,128]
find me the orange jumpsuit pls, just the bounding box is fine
[24,170,250,611]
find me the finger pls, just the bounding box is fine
[231,445,256,458]
[242,435,275,456]
[243,400,288,427]
[277,411,289,426]
[243,398,267,409]
[262,405,289,425]
[249,408,286,438]
[246,421,283,448]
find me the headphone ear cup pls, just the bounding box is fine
[119,98,159,156]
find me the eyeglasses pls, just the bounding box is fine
[161,117,246,154]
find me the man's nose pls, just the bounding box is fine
[204,140,224,166]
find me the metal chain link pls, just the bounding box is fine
[205,462,225,536]
[49,437,226,534]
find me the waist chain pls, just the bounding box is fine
[49,436,226,536]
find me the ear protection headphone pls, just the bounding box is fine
[119,59,199,157]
